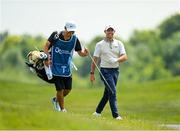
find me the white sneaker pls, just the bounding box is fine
[51,97,61,111]
[61,108,67,112]
[115,116,123,120]
[92,112,101,117]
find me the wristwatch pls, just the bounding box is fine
[90,72,94,74]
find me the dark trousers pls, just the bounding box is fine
[96,68,119,118]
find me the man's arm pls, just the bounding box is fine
[75,39,88,57]
[43,40,51,66]
[117,54,128,63]
[90,56,99,82]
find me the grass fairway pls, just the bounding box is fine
[0,77,180,130]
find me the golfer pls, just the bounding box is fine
[90,25,128,120]
[44,21,88,112]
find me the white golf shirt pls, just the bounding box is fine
[93,39,126,68]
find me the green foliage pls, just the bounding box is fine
[161,32,180,75]
[129,29,163,56]
[0,33,45,70]
[124,14,180,81]
[125,29,173,81]
[159,14,180,39]
[0,13,180,83]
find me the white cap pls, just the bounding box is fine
[104,25,115,31]
[65,21,76,32]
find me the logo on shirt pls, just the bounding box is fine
[54,34,59,40]
[55,47,71,55]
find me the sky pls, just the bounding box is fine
[1,0,180,42]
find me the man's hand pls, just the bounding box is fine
[83,48,89,56]
[90,74,95,83]
[77,48,89,57]
[109,57,118,64]
[44,59,50,66]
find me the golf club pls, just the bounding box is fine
[81,43,114,94]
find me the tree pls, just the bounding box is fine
[159,14,180,39]
[161,32,180,75]
[127,29,172,81]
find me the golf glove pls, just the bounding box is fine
[109,57,118,64]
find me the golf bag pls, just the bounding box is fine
[26,50,54,84]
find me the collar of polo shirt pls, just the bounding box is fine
[104,37,114,43]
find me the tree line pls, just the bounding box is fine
[0,14,180,82]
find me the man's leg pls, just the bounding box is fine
[108,69,119,118]
[56,89,65,110]
[108,90,119,118]
[54,76,65,110]
[57,76,72,110]
[100,68,119,118]
[63,89,71,97]
[95,68,110,114]
[96,88,108,113]
[56,89,70,111]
